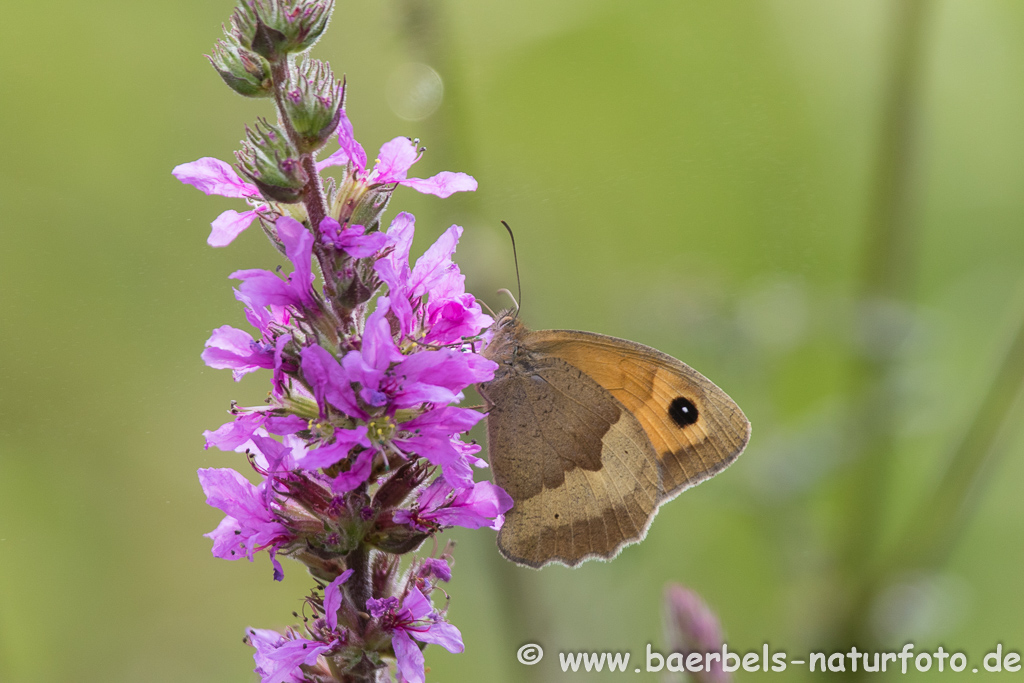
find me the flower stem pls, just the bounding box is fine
[346,543,373,617]
[268,59,329,230]
[338,543,382,683]
[300,152,328,231]
[882,295,1024,571]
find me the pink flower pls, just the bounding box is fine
[230,216,316,310]
[317,111,477,198]
[248,628,336,683]
[298,297,494,489]
[318,217,390,257]
[375,213,492,344]
[172,157,266,247]
[198,467,292,580]
[367,587,464,683]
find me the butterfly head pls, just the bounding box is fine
[481,309,526,365]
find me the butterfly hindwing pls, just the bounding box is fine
[481,341,661,568]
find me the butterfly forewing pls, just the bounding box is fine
[523,330,750,503]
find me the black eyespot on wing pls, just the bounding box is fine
[668,396,698,427]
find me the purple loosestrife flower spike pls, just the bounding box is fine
[663,584,732,683]
[177,9,506,676]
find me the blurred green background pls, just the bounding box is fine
[3,0,1024,680]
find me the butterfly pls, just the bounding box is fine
[477,311,750,568]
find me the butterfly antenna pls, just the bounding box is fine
[501,220,522,319]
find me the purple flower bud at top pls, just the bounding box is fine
[232,0,334,62]
[663,584,731,683]
[282,58,344,153]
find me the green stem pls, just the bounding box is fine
[345,543,373,617]
[831,0,931,660]
[886,298,1024,572]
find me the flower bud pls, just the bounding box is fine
[283,59,344,153]
[372,461,429,510]
[208,35,273,97]
[347,187,392,234]
[371,552,401,600]
[366,513,428,554]
[236,118,308,203]
[231,0,334,62]
[663,584,731,683]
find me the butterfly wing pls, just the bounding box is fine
[524,329,751,502]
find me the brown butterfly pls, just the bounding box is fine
[477,311,750,568]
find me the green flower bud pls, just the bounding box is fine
[208,36,273,98]
[347,187,392,234]
[366,515,428,555]
[283,59,344,153]
[231,0,334,62]
[236,118,308,203]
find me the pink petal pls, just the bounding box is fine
[373,137,420,183]
[409,225,461,297]
[324,569,354,630]
[361,298,403,368]
[209,209,258,247]
[330,449,375,493]
[172,157,257,198]
[201,325,272,379]
[318,110,367,172]
[316,146,350,171]
[339,225,390,258]
[276,216,315,305]
[383,212,416,271]
[401,587,433,621]
[294,427,371,470]
[412,621,464,654]
[392,630,426,683]
[203,413,266,451]
[400,172,478,198]
[300,345,364,419]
